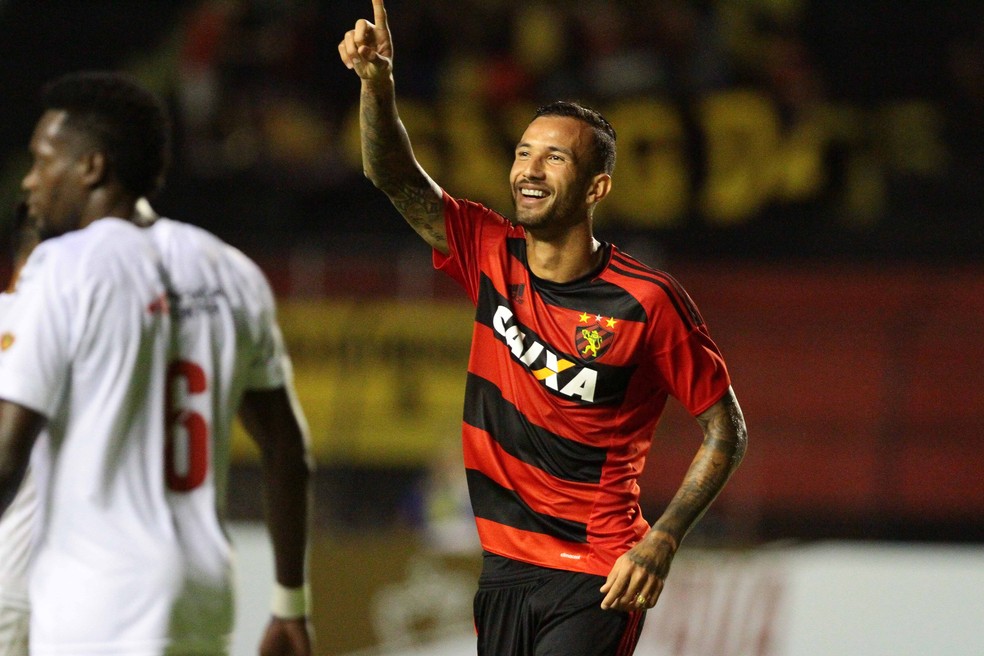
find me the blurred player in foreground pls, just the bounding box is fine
[0,71,313,655]
[0,204,39,656]
[340,2,748,654]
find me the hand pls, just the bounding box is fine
[258,617,313,656]
[338,0,393,81]
[599,530,678,612]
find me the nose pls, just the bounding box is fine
[522,155,545,180]
[21,166,37,192]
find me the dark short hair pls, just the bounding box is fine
[41,71,171,199]
[533,100,616,176]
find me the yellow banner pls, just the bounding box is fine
[231,299,475,464]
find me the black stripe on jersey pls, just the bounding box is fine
[609,253,704,329]
[507,236,525,262]
[507,238,648,322]
[536,279,648,323]
[466,468,589,543]
[465,373,607,484]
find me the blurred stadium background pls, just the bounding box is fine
[1,1,982,654]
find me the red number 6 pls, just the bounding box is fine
[165,360,209,492]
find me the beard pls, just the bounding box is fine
[512,182,587,233]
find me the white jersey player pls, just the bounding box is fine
[0,203,41,656]
[0,71,312,656]
[147,213,314,652]
[0,276,35,655]
[0,218,176,655]
[0,466,34,656]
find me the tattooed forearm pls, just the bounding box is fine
[360,82,446,250]
[651,388,747,542]
[360,85,413,184]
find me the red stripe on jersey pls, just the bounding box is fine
[463,423,601,524]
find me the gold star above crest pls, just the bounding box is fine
[578,312,591,323]
[605,317,618,329]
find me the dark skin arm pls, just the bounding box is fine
[339,0,448,255]
[0,400,46,517]
[238,387,315,656]
[600,386,748,612]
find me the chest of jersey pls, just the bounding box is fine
[473,256,647,407]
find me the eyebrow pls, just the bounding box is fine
[515,142,577,159]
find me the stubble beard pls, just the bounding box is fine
[513,187,584,235]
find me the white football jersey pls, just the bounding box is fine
[0,218,179,655]
[0,466,35,604]
[147,217,292,645]
[0,290,38,616]
[0,217,289,655]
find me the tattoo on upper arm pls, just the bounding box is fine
[385,180,445,246]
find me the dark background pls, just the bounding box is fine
[2,0,981,546]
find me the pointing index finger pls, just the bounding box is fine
[372,0,388,30]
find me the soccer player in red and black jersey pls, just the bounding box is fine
[341,3,748,654]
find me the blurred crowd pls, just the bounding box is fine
[0,0,981,259]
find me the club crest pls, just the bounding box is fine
[575,322,614,361]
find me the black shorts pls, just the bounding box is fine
[474,553,645,656]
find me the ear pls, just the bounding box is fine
[78,150,109,189]
[585,172,612,205]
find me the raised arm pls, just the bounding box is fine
[600,386,747,612]
[338,0,447,254]
[238,386,314,656]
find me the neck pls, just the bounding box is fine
[525,224,603,283]
[79,188,138,229]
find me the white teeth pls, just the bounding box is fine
[521,189,546,198]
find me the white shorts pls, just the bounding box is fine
[0,602,29,656]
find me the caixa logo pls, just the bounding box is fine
[492,305,598,403]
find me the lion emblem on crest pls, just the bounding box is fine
[574,323,614,361]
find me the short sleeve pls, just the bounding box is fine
[0,244,75,416]
[640,274,732,416]
[652,327,731,416]
[244,318,290,390]
[240,254,291,391]
[433,191,511,304]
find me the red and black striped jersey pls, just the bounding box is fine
[433,193,732,576]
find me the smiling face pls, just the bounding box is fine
[21,110,93,241]
[510,115,607,236]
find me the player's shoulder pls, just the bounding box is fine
[605,247,703,321]
[33,218,156,279]
[149,217,220,252]
[151,217,271,291]
[152,218,255,265]
[606,247,674,291]
[448,195,516,231]
[49,216,147,251]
